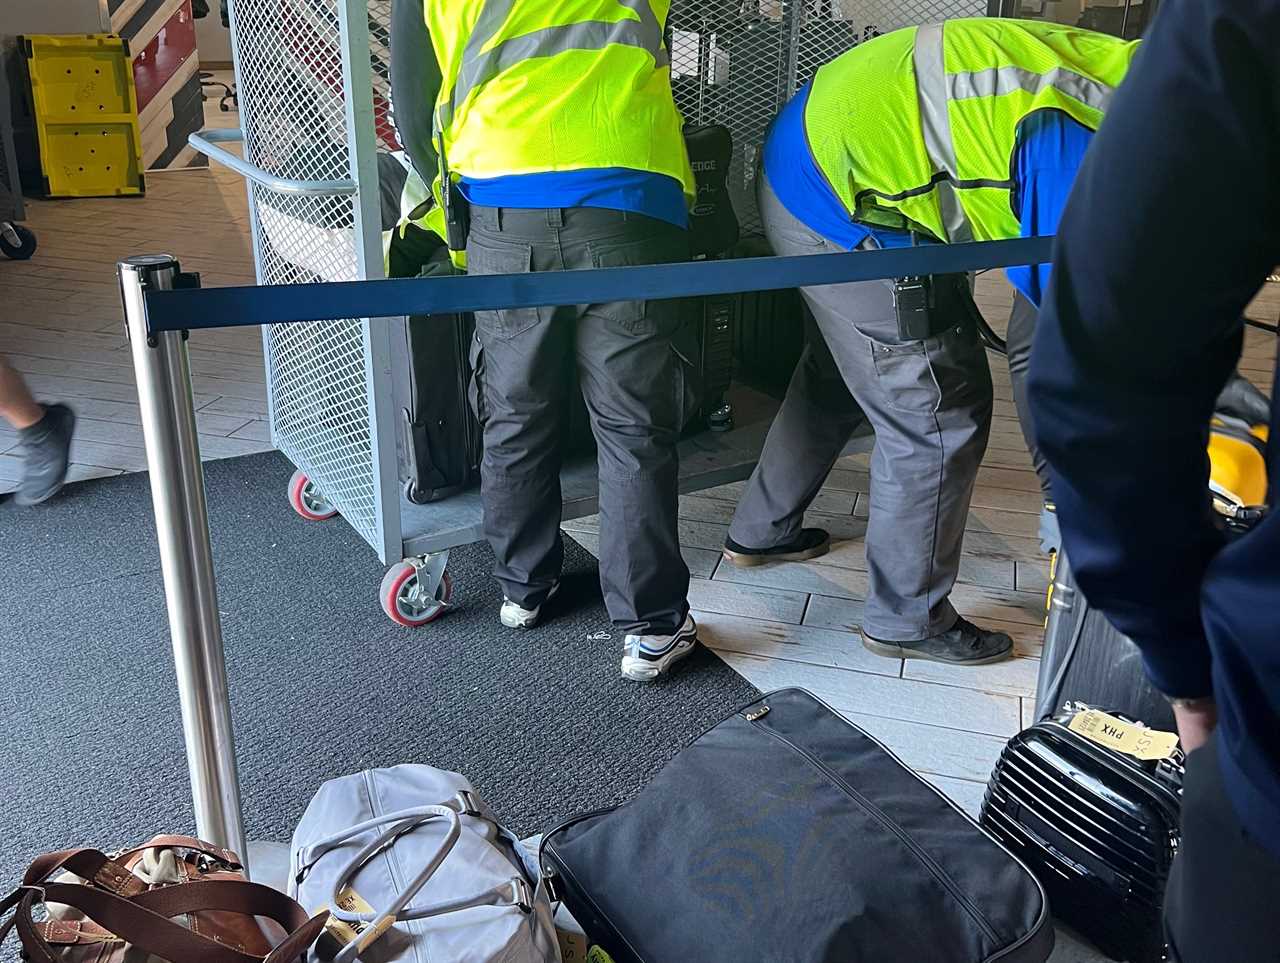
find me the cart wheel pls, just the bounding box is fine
[0,223,37,260]
[288,469,338,521]
[380,561,453,627]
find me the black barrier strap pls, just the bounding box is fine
[142,236,1054,334]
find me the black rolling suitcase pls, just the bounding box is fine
[678,123,737,431]
[401,303,482,505]
[982,705,1183,963]
[542,688,1054,963]
[1035,550,1175,732]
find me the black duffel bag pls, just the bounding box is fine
[540,688,1053,963]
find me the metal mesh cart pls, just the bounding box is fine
[0,53,37,260]
[192,0,996,628]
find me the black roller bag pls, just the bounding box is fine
[981,706,1183,963]
[541,688,1053,963]
[1034,550,1175,732]
[399,245,482,505]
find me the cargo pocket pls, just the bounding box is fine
[466,235,543,340]
[588,237,683,335]
[869,336,942,414]
[670,317,701,433]
[467,329,487,428]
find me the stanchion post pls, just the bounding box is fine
[119,255,248,862]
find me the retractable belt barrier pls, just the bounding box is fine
[118,235,1054,871]
[140,236,1054,333]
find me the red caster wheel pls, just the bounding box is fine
[288,469,338,521]
[380,559,453,627]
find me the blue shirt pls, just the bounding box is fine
[459,168,689,229]
[762,83,1094,305]
[1029,0,1280,858]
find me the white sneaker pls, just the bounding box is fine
[620,614,698,682]
[499,581,560,629]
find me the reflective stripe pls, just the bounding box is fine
[912,23,972,243]
[948,64,1114,110]
[439,0,667,133]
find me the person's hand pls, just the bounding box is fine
[1172,699,1218,754]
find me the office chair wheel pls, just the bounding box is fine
[0,223,36,260]
[288,469,338,521]
[380,560,453,627]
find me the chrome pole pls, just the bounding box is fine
[119,255,248,861]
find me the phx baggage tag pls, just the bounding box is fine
[1068,709,1179,761]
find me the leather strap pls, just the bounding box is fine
[23,849,147,897]
[1,877,326,963]
[118,835,243,869]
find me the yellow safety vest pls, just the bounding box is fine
[804,19,1139,243]
[422,0,695,199]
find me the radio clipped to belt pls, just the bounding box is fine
[893,272,980,341]
[433,113,470,260]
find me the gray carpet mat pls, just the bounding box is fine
[0,451,758,881]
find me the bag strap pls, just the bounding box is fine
[311,804,535,957]
[117,835,244,869]
[293,794,480,879]
[0,876,327,963]
[23,849,147,896]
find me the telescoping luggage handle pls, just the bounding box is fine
[294,797,535,960]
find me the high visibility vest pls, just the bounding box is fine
[422,0,695,201]
[384,164,449,272]
[804,19,1139,243]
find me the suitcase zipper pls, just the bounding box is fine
[747,716,1003,948]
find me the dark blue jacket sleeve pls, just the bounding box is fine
[1027,0,1280,698]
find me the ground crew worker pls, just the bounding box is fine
[390,0,699,681]
[721,18,1138,666]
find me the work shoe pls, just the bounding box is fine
[862,616,1013,666]
[620,614,699,683]
[722,528,830,567]
[14,403,75,507]
[499,581,560,629]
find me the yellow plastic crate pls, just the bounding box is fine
[22,34,144,197]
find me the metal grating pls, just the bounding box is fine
[227,0,382,547]
[669,0,986,237]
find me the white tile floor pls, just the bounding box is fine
[2,90,1276,963]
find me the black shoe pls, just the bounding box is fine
[862,616,1014,666]
[722,528,830,567]
[14,403,75,506]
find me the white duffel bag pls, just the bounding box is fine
[289,764,560,963]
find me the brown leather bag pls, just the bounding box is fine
[0,835,328,963]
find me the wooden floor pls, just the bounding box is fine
[0,98,268,491]
[2,94,1277,963]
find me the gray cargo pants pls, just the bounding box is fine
[728,179,993,641]
[466,205,691,636]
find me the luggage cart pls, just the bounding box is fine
[0,52,36,260]
[191,0,988,628]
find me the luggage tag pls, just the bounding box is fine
[316,885,397,960]
[1068,709,1179,761]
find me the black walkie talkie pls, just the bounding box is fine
[436,132,469,254]
[893,233,938,341]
